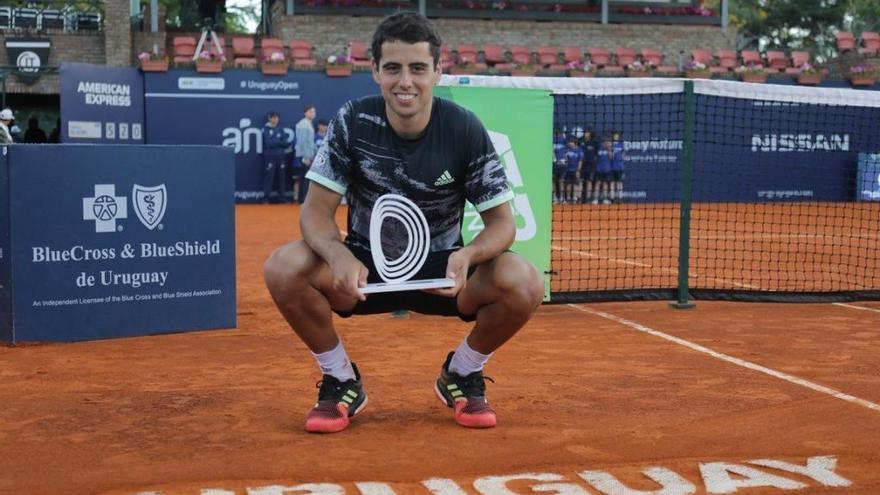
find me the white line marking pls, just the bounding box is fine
[569,304,880,413]
[145,93,301,100]
[833,302,880,314]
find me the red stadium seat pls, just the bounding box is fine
[690,49,712,65]
[232,37,257,67]
[511,45,533,65]
[482,44,507,66]
[765,50,789,71]
[562,47,583,64]
[261,37,284,59]
[455,43,479,64]
[614,47,636,67]
[835,32,855,52]
[290,40,316,66]
[741,50,763,68]
[716,49,737,70]
[587,47,610,67]
[348,41,373,67]
[640,48,662,66]
[861,32,880,54]
[172,36,196,63]
[784,51,811,74]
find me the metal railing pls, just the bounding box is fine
[0,1,103,31]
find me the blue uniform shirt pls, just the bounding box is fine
[611,140,625,171]
[553,137,566,163]
[564,148,583,173]
[597,147,612,173]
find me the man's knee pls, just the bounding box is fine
[264,241,316,297]
[494,254,544,311]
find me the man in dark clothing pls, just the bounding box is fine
[24,117,48,144]
[261,111,288,203]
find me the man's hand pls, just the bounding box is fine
[425,248,472,298]
[328,251,369,301]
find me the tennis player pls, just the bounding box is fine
[264,12,544,433]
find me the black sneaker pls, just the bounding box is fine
[304,362,367,433]
[434,351,497,428]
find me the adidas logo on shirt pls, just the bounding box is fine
[434,170,454,186]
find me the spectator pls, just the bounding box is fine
[293,105,317,204]
[611,130,626,204]
[552,127,566,203]
[261,111,288,204]
[24,117,48,144]
[0,108,14,144]
[49,118,61,143]
[579,128,599,204]
[315,118,328,149]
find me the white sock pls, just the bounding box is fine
[449,338,492,376]
[312,341,356,382]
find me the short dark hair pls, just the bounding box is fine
[267,111,279,118]
[317,119,328,126]
[303,105,315,114]
[371,12,442,66]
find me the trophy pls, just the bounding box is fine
[360,194,456,294]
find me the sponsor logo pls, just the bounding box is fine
[16,51,40,73]
[751,134,850,152]
[221,119,294,154]
[133,184,168,230]
[83,185,128,233]
[433,170,454,186]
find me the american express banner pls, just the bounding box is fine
[0,145,236,343]
[60,63,146,144]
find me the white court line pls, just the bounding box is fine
[833,302,880,314]
[569,304,880,414]
[552,244,764,290]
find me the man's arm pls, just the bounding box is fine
[300,183,368,300]
[430,202,515,297]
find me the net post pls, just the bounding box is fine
[671,80,696,309]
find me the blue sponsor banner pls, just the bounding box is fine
[2,145,236,343]
[554,93,880,202]
[858,153,880,201]
[0,146,11,341]
[144,69,376,202]
[60,63,145,144]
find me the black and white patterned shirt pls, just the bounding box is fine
[306,96,513,257]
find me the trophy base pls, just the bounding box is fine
[361,278,455,294]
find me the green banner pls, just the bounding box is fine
[435,86,552,300]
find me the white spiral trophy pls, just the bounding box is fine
[360,194,455,294]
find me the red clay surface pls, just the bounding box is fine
[1,204,879,495]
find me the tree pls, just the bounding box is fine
[146,0,258,34]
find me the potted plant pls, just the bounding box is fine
[735,63,767,83]
[796,62,822,85]
[567,60,594,77]
[261,51,289,75]
[625,60,654,77]
[195,50,225,73]
[325,54,354,77]
[138,51,168,72]
[683,60,712,79]
[848,64,878,87]
[448,56,479,75]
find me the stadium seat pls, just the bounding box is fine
[765,50,789,71]
[536,45,563,69]
[455,43,482,67]
[640,48,663,66]
[348,41,373,67]
[209,35,227,58]
[289,40,316,66]
[12,7,38,28]
[717,49,737,70]
[39,9,65,29]
[562,47,583,64]
[0,7,10,29]
[511,45,533,65]
[861,32,880,55]
[784,51,811,74]
[260,37,284,60]
[615,47,636,68]
[741,50,763,68]
[482,44,507,66]
[587,48,610,67]
[690,49,713,65]
[835,32,856,52]
[172,36,197,63]
[232,37,258,67]
[440,43,452,70]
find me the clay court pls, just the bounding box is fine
[1,204,879,495]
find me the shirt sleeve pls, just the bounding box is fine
[462,111,514,212]
[305,102,353,195]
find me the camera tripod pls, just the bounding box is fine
[193,18,225,61]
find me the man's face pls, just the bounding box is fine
[305,108,316,120]
[318,124,328,134]
[372,40,440,123]
[269,115,279,126]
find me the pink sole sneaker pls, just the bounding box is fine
[434,381,496,428]
[304,397,368,433]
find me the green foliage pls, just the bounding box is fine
[144,0,258,33]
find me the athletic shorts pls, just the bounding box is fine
[611,170,625,181]
[333,242,477,321]
[564,171,578,184]
[581,164,597,182]
[596,171,613,182]
[553,164,566,179]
